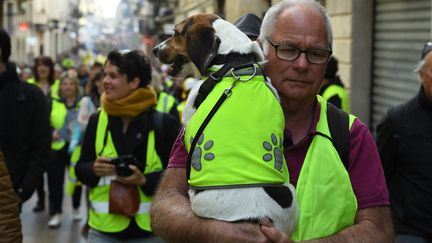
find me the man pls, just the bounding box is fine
[150,1,393,242]
[0,28,51,207]
[376,42,432,243]
[234,13,262,41]
[319,56,350,112]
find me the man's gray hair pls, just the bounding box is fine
[259,0,333,55]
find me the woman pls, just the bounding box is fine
[48,73,83,228]
[28,56,60,99]
[28,56,60,213]
[75,50,180,242]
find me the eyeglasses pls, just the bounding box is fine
[266,36,332,64]
[421,42,432,59]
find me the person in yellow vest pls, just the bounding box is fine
[28,56,60,99]
[47,73,83,228]
[28,56,61,213]
[152,69,180,121]
[319,56,350,112]
[149,0,393,242]
[75,49,180,242]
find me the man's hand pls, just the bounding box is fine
[260,218,295,243]
[115,165,146,186]
[93,157,116,177]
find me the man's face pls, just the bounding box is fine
[263,6,329,106]
[421,52,432,101]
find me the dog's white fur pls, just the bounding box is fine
[189,184,299,235]
[167,15,298,236]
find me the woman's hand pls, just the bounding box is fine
[93,157,116,177]
[115,165,146,186]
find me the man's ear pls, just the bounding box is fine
[129,77,140,89]
[187,25,220,75]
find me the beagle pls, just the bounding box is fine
[153,13,298,236]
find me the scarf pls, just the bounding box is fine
[102,87,157,117]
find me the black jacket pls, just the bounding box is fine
[0,64,51,202]
[376,85,432,240]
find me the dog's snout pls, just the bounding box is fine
[152,46,159,57]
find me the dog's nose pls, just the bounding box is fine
[152,47,159,57]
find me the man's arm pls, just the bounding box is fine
[150,167,272,243]
[18,85,51,201]
[261,206,394,243]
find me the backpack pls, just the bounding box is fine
[326,103,350,169]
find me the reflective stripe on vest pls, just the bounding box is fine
[184,70,289,189]
[156,92,176,114]
[89,110,162,232]
[91,202,151,214]
[322,84,350,113]
[50,99,67,150]
[291,96,357,241]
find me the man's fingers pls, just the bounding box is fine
[260,224,292,243]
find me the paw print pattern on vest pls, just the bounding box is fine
[190,134,215,171]
[262,133,284,170]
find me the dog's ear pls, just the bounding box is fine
[187,25,220,75]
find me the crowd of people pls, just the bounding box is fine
[0,0,431,242]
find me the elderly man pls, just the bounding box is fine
[376,43,432,243]
[150,0,393,242]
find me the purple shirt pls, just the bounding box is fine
[168,102,389,209]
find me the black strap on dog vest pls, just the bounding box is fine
[193,63,233,109]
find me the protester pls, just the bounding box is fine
[234,12,262,41]
[0,150,22,242]
[319,56,350,112]
[28,56,60,99]
[152,69,180,121]
[28,56,61,212]
[47,73,83,228]
[0,28,51,209]
[150,1,393,242]
[75,49,180,242]
[376,42,432,243]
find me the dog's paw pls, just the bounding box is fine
[262,134,284,170]
[191,133,215,171]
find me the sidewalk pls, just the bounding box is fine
[21,190,87,243]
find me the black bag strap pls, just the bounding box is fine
[327,103,350,169]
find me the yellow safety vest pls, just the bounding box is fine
[88,110,163,233]
[291,96,357,241]
[322,84,350,112]
[184,66,289,189]
[27,78,60,99]
[156,92,176,114]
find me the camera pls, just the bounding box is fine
[111,155,138,177]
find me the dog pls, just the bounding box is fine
[153,13,299,235]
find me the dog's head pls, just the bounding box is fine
[153,13,264,77]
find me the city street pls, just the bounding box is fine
[21,190,87,243]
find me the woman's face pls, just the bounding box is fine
[60,77,77,98]
[103,61,136,101]
[36,63,50,80]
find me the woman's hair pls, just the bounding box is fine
[259,0,333,55]
[106,50,152,87]
[85,70,104,96]
[58,72,82,98]
[33,56,55,85]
